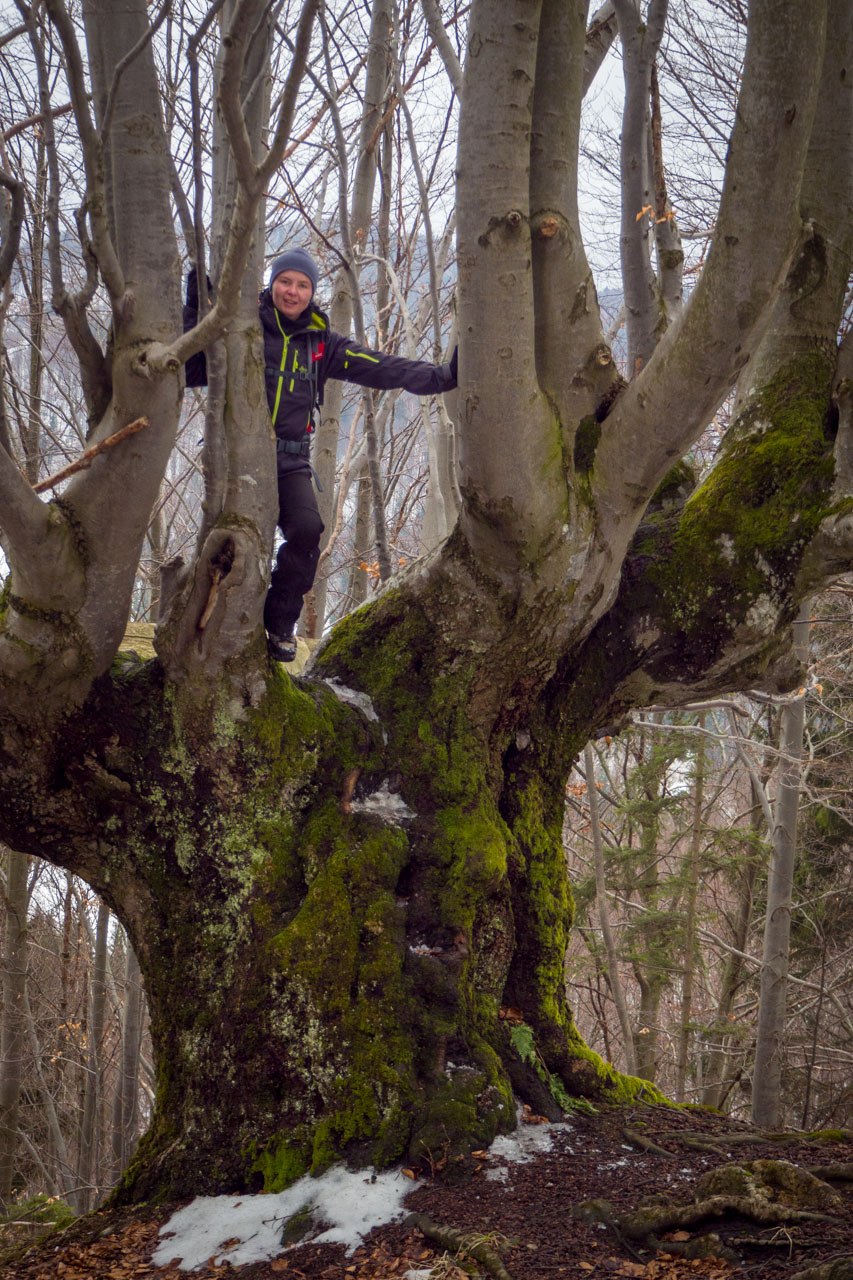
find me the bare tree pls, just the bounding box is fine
[0,0,850,1201]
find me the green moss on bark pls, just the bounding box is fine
[652,350,836,643]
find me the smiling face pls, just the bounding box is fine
[271,270,314,319]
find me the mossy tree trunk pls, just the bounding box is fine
[0,0,852,1202]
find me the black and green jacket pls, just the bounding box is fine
[185,286,457,475]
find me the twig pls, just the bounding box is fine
[33,417,148,492]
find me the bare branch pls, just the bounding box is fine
[2,99,74,143]
[0,21,27,49]
[257,0,320,189]
[186,0,229,302]
[36,0,125,300]
[0,168,24,290]
[217,0,267,190]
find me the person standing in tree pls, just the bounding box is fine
[185,248,457,662]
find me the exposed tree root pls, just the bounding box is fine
[789,1261,853,1280]
[404,1212,514,1280]
[656,1129,852,1150]
[573,1159,843,1244]
[622,1126,671,1156]
[808,1164,853,1182]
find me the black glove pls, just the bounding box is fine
[449,345,458,383]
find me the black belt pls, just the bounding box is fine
[276,438,311,458]
[266,366,313,380]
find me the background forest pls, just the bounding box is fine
[0,0,852,1223]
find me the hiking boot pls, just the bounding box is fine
[267,631,298,663]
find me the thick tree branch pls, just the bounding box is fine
[531,0,612,433]
[457,0,571,569]
[583,1,617,95]
[0,446,51,551]
[613,0,669,374]
[217,0,266,191]
[420,0,463,94]
[0,21,27,48]
[99,0,171,143]
[593,0,829,552]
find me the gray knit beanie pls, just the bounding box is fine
[268,247,319,295]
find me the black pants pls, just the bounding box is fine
[263,468,324,637]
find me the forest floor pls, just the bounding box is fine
[2,1103,852,1280]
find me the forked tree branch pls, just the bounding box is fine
[593,0,830,539]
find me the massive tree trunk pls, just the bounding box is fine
[0,0,851,1203]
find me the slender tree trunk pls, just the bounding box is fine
[752,607,810,1127]
[22,982,75,1201]
[701,768,765,1109]
[0,848,29,1204]
[346,467,371,610]
[675,730,705,1102]
[77,899,109,1210]
[112,941,143,1181]
[584,744,637,1074]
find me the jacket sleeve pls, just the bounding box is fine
[183,270,208,389]
[323,331,456,396]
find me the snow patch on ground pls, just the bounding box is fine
[154,1113,573,1270]
[485,1111,568,1183]
[153,1168,412,1271]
